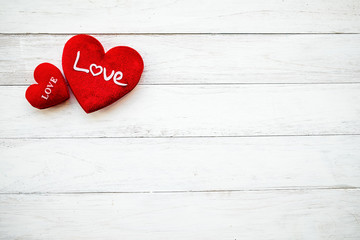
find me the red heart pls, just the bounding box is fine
[62,34,144,113]
[26,63,70,109]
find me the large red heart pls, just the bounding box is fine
[62,34,144,113]
[26,63,70,109]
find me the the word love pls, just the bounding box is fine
[73,51,127,86]
[41,77,58,100]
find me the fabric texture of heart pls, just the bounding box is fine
[25,63,70,109]
[62,34,144,113]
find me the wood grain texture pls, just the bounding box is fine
[1,136,360,193]
[1,0,360,33]
[1,84,359,138]
[1,0,360,238]
[0,190,359,240]
[1,34,360,85]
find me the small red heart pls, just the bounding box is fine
[62,34,144,113]
[26,63,70,109]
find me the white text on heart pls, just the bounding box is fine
[41,77,58,100]
[73,51,127,86]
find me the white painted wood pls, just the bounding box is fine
[1,0,360,33]
[0,190,359,239]
[1,34,360,85]
[1,1,360,238]
[1,136,360,193]
[1,84,359,138]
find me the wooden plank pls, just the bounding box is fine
[1,0,359,33]
[1,136,360,193]
[1,34,360,85]
[0,190,359,239]
[0,84,359,138]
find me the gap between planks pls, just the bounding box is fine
[1,33,360,36]
[4,82,360,87]
[1,133,360,140]
[1,186,360,195]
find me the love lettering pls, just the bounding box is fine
[73,51,127,86]
[41,77,58,100]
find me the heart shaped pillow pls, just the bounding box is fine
[26,63,69,109]
[62,34,144,113]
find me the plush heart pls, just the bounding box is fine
[62,34,144,113]
[25,63,70,109]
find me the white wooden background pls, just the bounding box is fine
[1,0,360,239]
